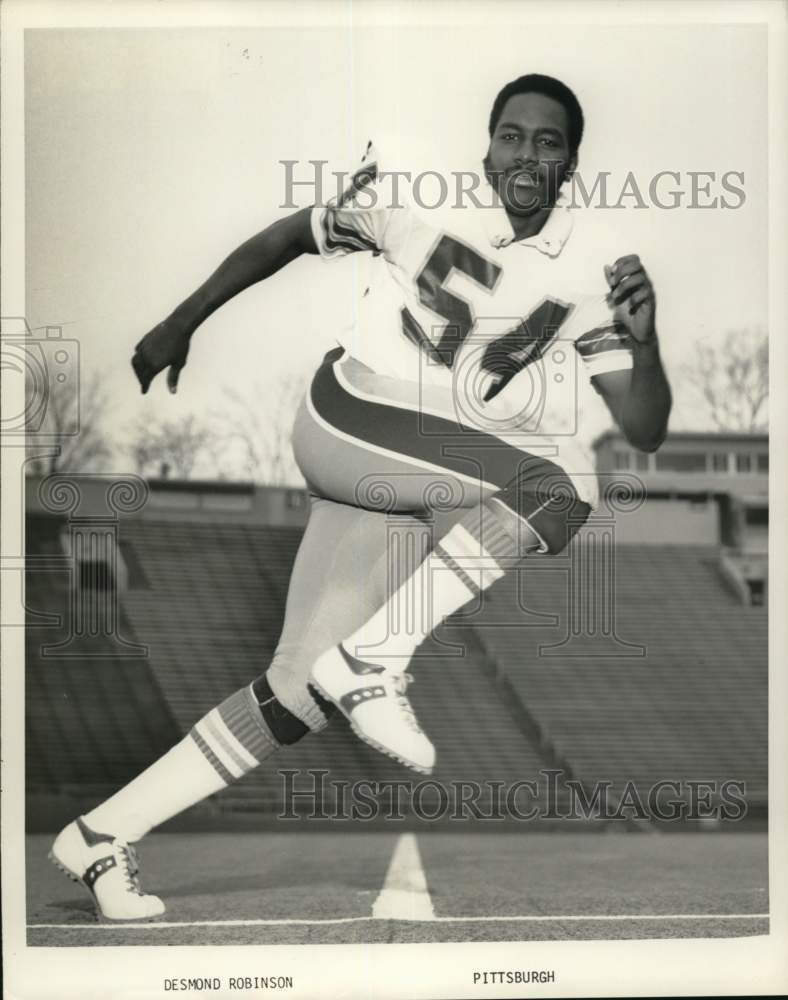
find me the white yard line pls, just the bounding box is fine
[372,832,436,921]
[28,913,769,930]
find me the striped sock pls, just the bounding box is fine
[83,685,280,842]
[190,684,279,785]
[345,498,542,668]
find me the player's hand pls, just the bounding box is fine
[131,318,192,395]
[604,254,656,345]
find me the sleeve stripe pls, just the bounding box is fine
[313,144,387,259]
[575,323,630,358]
[320,209,379,255]
[585,349,634,377]
[336,161,379,208]
[330,212,377,247]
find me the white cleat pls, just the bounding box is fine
[50,817,165,921]
[310,643,436,774]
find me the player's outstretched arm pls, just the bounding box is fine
[131,207,318,394]
[593,254,672,452]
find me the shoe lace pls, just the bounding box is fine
[118,843,144,895]
[391,672,424,734]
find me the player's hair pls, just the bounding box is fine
[488,74,584,157]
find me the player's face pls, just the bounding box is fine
[485,92,576,218]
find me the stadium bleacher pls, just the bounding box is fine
[472,543,767,806]
[24,469,768,830]
[25,517,181,827]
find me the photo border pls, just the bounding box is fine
[2,2,786,998]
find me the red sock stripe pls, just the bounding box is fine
[432,543,482,598]
[189,728,235,785]
[216,686,280,764]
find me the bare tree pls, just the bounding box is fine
[684,328,768,432]
[127,414,220,480]
[27,369,114,475]
[217,375,307,485]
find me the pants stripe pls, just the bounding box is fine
[311,349,578,497]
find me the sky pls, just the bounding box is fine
[24,21,768,478]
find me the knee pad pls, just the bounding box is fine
[251,674,312,745]
[494,474,591,556]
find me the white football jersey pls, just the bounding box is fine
[310,144,634,506]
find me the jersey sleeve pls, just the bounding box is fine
[566,295,634,378]
[310,142,394,260]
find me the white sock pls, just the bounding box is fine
[82,683,281,841]
[83,736,227,843]
[345,502,539,669]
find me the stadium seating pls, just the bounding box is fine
[25,509,768,828]
[472,542,768,806]
[25,516,180,803]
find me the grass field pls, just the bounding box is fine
[27,830,768,946]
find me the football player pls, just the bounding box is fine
[50,74,671,920]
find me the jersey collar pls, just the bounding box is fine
[480,184,574,257]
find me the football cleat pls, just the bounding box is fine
[49,817,165,921]
[310,643,435,774]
